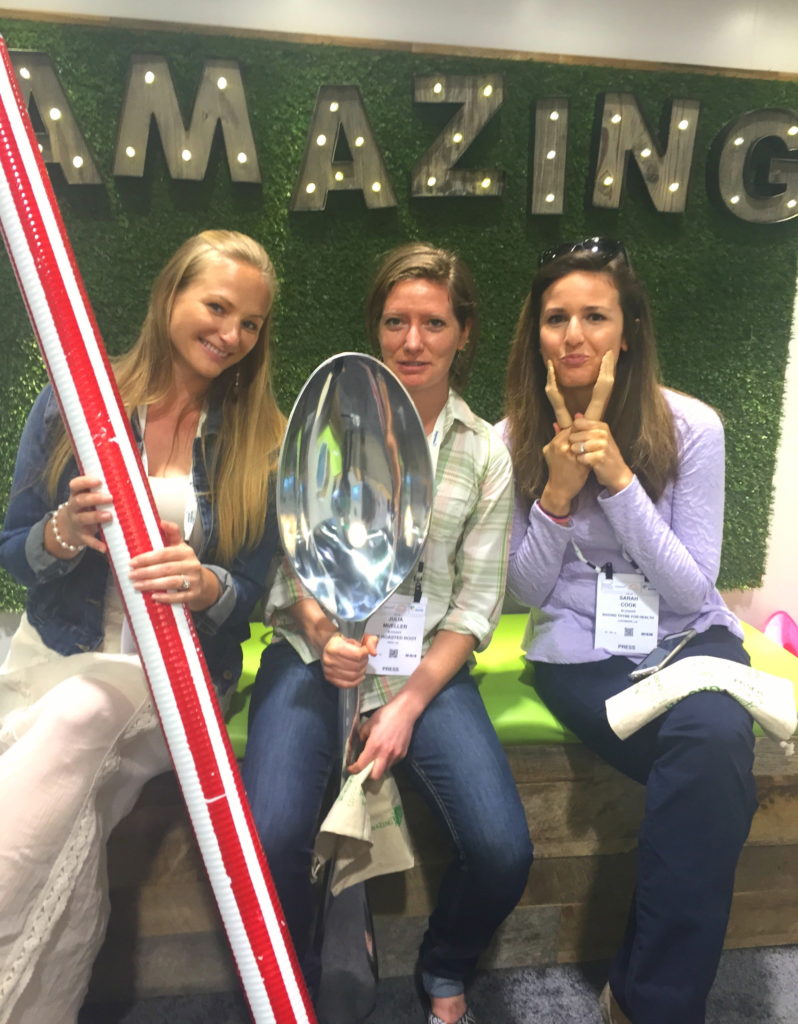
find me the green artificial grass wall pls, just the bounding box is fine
[0,15,796,609]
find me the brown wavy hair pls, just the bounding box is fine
[46,230,285,563]
[364,241,479,393]
[504,248,677,502]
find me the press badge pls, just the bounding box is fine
[366,594,427,675]
[594,572,659,657]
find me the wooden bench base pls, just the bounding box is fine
[88,738,798,1000]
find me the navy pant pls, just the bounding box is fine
[242,641,533,1000]
[533,626,757,1024]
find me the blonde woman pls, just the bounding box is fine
[0,230,284,1022]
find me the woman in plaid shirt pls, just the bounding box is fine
[243,243,533,1024]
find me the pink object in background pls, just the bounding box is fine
[763,611,798,658]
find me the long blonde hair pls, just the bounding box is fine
[505,248,677,502]
[46,230,285,563]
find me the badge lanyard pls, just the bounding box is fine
[427,405,446,478]
[572,540,660,657]
[409,406,447,604]
[363,407,444,674]
[571,538,614,579]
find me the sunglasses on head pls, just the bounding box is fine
[538,237,628,268]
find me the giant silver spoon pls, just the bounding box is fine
[278,352,433,773]
[277,352,433,1023]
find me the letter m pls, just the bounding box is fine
[113,55,259,182]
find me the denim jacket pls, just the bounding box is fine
[0,386,280,693]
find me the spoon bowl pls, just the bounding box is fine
[278,352,433,634]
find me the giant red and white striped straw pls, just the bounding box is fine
[0,37,314,1024]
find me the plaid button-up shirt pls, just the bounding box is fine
[267,389,514,711]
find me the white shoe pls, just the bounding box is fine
[599,982,632,1024]
[427,1008,477,1024]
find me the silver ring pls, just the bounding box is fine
[179,575,191,591]
[579,442,586,455]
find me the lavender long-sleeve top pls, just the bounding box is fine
[503,388,742,666]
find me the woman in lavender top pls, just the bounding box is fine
[501,240,756,1024]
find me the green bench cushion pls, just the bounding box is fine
[468,614,798,745]
[226,625,272,759]
[226,615,798,758]
[471,614,577,744]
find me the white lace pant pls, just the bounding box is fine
[0,617,169,1024]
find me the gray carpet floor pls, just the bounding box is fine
[78,945,798,1022]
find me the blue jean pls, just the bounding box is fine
[242,641,533,1000]
[533,626,757,1024]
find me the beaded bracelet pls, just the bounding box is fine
[51,501,86,554]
